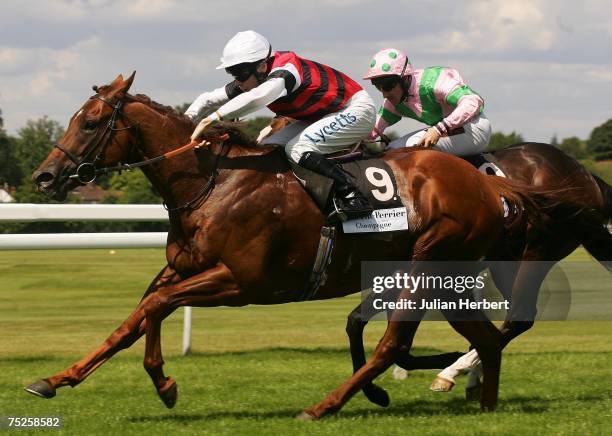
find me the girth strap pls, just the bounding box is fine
[300,225,336,301]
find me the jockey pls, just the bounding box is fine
[186,30,377,220]
[363,48,491,156]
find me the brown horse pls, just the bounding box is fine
[340,133,612,402]
[262,116,612,405]
[28,73,554,418]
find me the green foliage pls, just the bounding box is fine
[587,119,612,161]
[105,170,162,204]
[13,117,64,183]
[550,134,559,147]
[581,159,612,185]
[0,110,22,186]
[174,102,190,114]
[487,131,524,152]
[558,136,588,160]
[241,116,273,140]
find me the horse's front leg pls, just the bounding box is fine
[302,317,422,420]
[301,273,431,420]
[25,265,180,399]
[140,263,244,408]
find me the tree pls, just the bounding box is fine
[587,119,612,161]
[550,134,559,147]
[0,109,23,186]
[558,136,587,160]
[487,131,524,152]
[174,102,190,114]
[13,117,64,184]
[104,170,162,204]
[242,116,273,139]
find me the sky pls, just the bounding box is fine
[1,0,611,142]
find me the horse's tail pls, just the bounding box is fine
[484,175,577,230]
[487,174,612,272]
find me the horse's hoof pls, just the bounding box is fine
[24,380,56,399]
[295,411,317,421]
[363,383,390,408]
[158,378,178,409]
[465,382,482,402]
[430,376,455,392]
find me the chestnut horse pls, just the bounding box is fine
[340,133,611,401]
[28,73,553,418]
[261,116,612,405]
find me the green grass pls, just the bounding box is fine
[588,160,612,185]
[1,249,611,435]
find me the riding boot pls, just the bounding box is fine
[298,151,373,221]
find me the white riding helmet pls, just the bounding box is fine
[216,30,272,69]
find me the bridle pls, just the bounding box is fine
[54,88,231,211]
[55,92,139,184]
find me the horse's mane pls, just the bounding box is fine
[126,93,190,124]
[200,121,257,148]
[122,91,256,148]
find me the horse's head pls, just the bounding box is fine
[32,72,138,200]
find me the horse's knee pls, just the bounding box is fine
[371,340,400,370]
[142,292,170,318]
[503,320,534,337]
[143,356,163,373]
[345,314,365,337]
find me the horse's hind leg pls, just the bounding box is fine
[25,265,179,399]
[346,298,391,407]
[431,261,519,395]
[347,296,464,408]
[447,319,502,411]
[140,263,244,408]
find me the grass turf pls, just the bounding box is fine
[0,248,611,435]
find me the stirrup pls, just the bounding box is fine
[329,195,373,223]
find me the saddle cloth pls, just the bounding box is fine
[290,156,403,215]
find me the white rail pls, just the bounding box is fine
[0,203,193,355]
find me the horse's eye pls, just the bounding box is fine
[83,120,98,132]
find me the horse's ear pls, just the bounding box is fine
[110,74,124,88]
[123,71,136,92]
[111,71,136,98]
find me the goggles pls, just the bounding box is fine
[226,65,255,82]
[371,76,401,92]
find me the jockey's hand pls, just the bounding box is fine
[380,133,391,146]
[361,138,385,154]
[418,127,441,147]
[190,117,217,145]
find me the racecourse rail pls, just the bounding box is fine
[0,203,193,355]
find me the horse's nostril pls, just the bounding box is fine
[34,171,55,186]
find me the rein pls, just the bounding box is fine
[163,140,230,213]
[54,91,230,187]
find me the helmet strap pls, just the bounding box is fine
[255,45,273,84]
[400,75,412,103]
